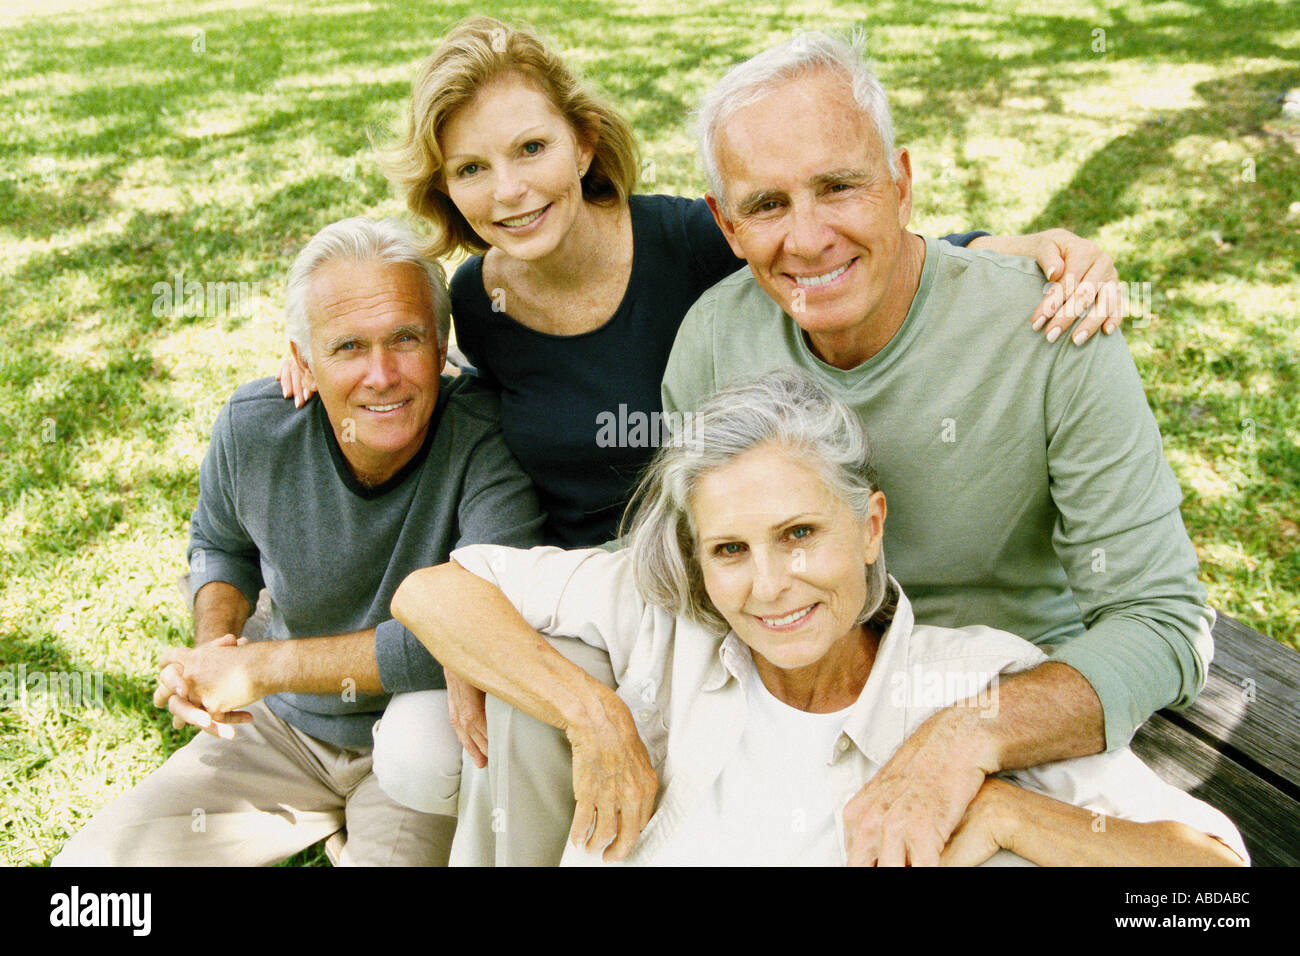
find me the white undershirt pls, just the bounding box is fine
[650,666,853,866]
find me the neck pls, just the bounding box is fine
[512,199,623,289]
[806,231,927,370]
[752,625,878,713]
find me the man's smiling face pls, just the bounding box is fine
[706,66,916,364]
[293,257,446,486]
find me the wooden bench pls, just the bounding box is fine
[1131,612,1300,866]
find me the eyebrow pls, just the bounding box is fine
[698,512,822,546]
[443,126,551,164]
[324,322,428,352]
[736,188,786,215]
[812,168,870,187]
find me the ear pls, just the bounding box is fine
[575,113,599,177]
[705,192,747,260]
[860,490,887,565]
[290,340,317,394]
[893,147,913,229]
[435,338,448,375]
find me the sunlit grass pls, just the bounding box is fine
[1,0,1296,865]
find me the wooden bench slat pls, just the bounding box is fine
[1162,613,1300,793]
[1132,712,1300,867]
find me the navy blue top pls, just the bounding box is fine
[451,193,985,547]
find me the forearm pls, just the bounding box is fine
[991,780,1244,866]
[949,661,1106,773]
[247,629,383,698]
[193,580,251,647]
[967,231,1053,258]
[391,561,622,736]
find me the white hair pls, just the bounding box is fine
[625,368,893,637]
[284,217,451,358]
[695,30,899,213]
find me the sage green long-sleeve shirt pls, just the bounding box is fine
[661,236,1214,750]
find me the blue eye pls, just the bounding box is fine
[789,525,813,539]
[523,141,543,155]
[715,542,745,556]
[457,163,480,177]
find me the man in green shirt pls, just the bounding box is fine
[660,32,1213,866]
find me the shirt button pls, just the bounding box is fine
[637,710,654,723]
[837,737,851,752]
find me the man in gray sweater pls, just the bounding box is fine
[54,218,544,866]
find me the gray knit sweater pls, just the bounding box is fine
[187,374,544,747]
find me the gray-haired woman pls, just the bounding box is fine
[391,370,1246,866]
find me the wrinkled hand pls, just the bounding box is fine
[938,778,1016,867]
[154,635,257,738]
[844,708,995,866]
[277,354,314,407]
[566,693,658,863]
[1030,228,1123,345]
[445,670,489,768]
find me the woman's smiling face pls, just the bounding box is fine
[690,441,885,673]
[439,72,594,262]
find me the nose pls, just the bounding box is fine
[492,162,528,205]
[362,346,401,392]
[750,546,793,604]
[783,197,833,260]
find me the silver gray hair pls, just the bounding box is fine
[625,369,893,637]
[284,217,452,358]
[695,30,899,214]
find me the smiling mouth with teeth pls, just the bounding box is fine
[498,206,547,228]
[363,400,408,412]
[757,603,818,627]
[791,260,853,287]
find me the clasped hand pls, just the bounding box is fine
[153,634,257,738]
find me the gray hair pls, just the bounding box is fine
[625,369,893,637]
[284,217,452,358]
[695,30,898,214]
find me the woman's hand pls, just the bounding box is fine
[970,228,1123,345]
[566,687,658,863]
[938,777,1016,866]
[277,354,315,407]
[445,670,489,769]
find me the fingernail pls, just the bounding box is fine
[1103,322,1115,334]
[1072,329,1088,345]
[1032,315,1046,331]
[1046,327,1062,344]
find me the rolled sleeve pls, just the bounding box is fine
[374,617,446,694]
[450,545,645,666]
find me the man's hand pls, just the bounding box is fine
[445,669,489,768]
[1028,228,1122,345]
[160,637,264,715]
[566,688,658,863]
[844,705,997,866]
[153,634,254,738]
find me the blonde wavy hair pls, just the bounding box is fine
[380,16,640,260]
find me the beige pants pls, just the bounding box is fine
[449,635,617,866]
[52,698,454,866]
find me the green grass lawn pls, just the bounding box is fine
[1,0,1296,866]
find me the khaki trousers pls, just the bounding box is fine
[449,635,617,866]
[52,698,454,866]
